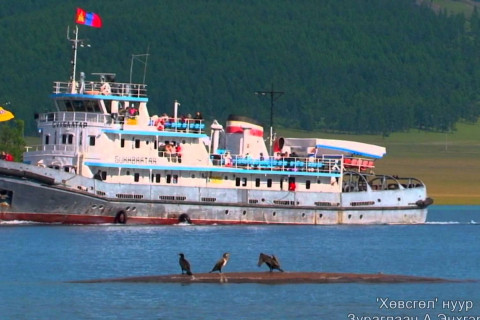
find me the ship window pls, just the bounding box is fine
[45,135,50,145]
[89,136,95,146]
[155,173,161,183]
[306,180,311,189]
[235,177,241,186]
[242,178,247,187]
[86,100,100,112]
[267,179,272,188]
[121,138,125,148]
[62,134,74,144]
[134,173,140,182]
[86,101,95,112]
[135,139,140,148]
[255,178,260,187]
[154,140,157,149]
[101,171,107,180]
[72,100,85,111]
[64,101,74,111]
[166,174,171,183]
[173,175,178,184]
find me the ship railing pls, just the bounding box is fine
[157,150,181,163]
[368,175,425,191]
[38,112,110,124]
[146,117,205,134]
[25,144,76,153]
[210,154,342,174]
[397,177,425,189]
[53,81,147,97]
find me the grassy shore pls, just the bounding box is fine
[279,121,480,205]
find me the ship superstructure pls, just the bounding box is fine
[0,27,432,225]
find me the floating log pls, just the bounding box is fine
[70,271,468,284]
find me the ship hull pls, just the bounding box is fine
[0,166,428,225]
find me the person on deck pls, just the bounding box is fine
[175,143,182,163]
[224,151,232,167]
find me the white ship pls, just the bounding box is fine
[0,27,433,225]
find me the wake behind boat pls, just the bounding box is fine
[0,26,432,225]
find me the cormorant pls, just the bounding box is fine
[178,253,193,275]
[258,253,284,272]
[209,252,230,273]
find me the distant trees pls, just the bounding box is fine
[1,0,480,135]
[0,120,26,161]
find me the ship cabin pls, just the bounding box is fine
[23,72,406,197]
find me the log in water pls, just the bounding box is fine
[70,271,468,284]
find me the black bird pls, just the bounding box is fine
[258,253,284,272]
[209,252,230,273]
[178,253,193,275]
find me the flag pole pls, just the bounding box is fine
[67,25,80,93]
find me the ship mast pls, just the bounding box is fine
[255,84,284,156]
[129,50,150,85]
[67,25,89,93]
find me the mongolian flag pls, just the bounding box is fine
[75,8,102,28]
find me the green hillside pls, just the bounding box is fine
[2,0,480,137]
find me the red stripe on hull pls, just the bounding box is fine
[0,212,302,225]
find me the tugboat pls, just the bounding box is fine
[0,26,432,225]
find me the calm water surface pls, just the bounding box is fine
[1,205,479,320]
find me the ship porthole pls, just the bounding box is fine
[348,214,352,219]
[272,212,276,216]
[302,213,306,218]
[360,214,363,219]
[242,210,246,215]
[319,213,323,218]
[114,211,127,224]
[377,199,381,202]
[225,210,229,215]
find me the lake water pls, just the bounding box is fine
[1,205,479,320]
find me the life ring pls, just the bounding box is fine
[100,83,111,95]
[114,210,127,224]
[178,213,192,224]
